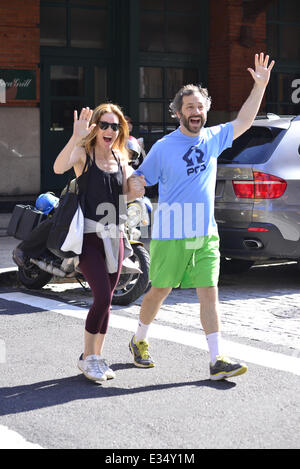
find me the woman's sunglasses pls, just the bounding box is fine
[98,121,121,132]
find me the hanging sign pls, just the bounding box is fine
[0,69,36,102]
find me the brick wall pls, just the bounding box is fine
[0,0,40,106]
[209,0,268,118]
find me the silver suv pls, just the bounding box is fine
[215,114,300,273]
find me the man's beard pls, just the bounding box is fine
[180,114,206,134]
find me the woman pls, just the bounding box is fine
[53,105,145,383]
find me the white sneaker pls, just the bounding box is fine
[77,354,107,382]
[98,358,116,380]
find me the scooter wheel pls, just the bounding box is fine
[18,265,52,289]
[112,244,150,305]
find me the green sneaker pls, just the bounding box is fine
[129,335,155,368]
[210,355,248,381]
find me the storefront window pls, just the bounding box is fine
[139,67,198,136]
[167,15,202,54]
[40,6,67,47]
[267,0,300,59]
[50,65,85,131]
[140,0,164,10]
[140,0,202,53]
[139,103,163,124]
[70,8,107,48]
[268,72,300,115]
[140,68,163,98]
[40,1,107,49]
[167,0,203,11]
[71,0,107,5]
[165,68,198,98]
[50,65,84,97]
[51,100,82,131]
[94,66,107,105]
[266,0,300,115]
[140,12,165,52]
[280,0,300,22]
[280,25,300,60]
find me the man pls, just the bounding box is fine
[129,53,275,380]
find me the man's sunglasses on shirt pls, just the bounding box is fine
[98,121,121,132]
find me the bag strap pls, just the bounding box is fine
[62,152,91,197]
[112,149,120,165]
[75,152,92,195]
[82,152,91,173]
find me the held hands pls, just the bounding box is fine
[73,107,96,141]
[247,53,275,89]
[128,174,146,199]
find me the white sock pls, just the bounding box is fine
[135,320,150,342]
[206,332,221,364]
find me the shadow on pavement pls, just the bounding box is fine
[0,369,235,417]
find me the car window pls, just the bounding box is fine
[218,126,286,164]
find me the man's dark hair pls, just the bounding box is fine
[169,84,212,119]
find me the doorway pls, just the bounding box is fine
[40,58,107,192]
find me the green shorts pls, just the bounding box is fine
[149,234,220,289]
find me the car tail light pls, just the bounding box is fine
[247,227,269,232]
[232,171,287,199]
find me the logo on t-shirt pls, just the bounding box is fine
[182,146,206,176]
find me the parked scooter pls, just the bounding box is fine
[10,139,152,305]
[10,193,152,305]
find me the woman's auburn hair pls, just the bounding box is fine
[80,103,129,162]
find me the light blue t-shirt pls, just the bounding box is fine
[135,123,233,240]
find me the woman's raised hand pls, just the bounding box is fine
[73,107,96,140]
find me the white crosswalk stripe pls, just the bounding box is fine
[0,424,43,449]
[1,291,299,376]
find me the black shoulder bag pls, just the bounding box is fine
[47,155,91,258]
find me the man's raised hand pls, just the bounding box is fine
[247,53,275,89]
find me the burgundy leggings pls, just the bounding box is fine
[79,233,124,334]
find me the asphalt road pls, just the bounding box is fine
[0,262,299,451]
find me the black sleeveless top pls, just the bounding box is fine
[77,149,127,226]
